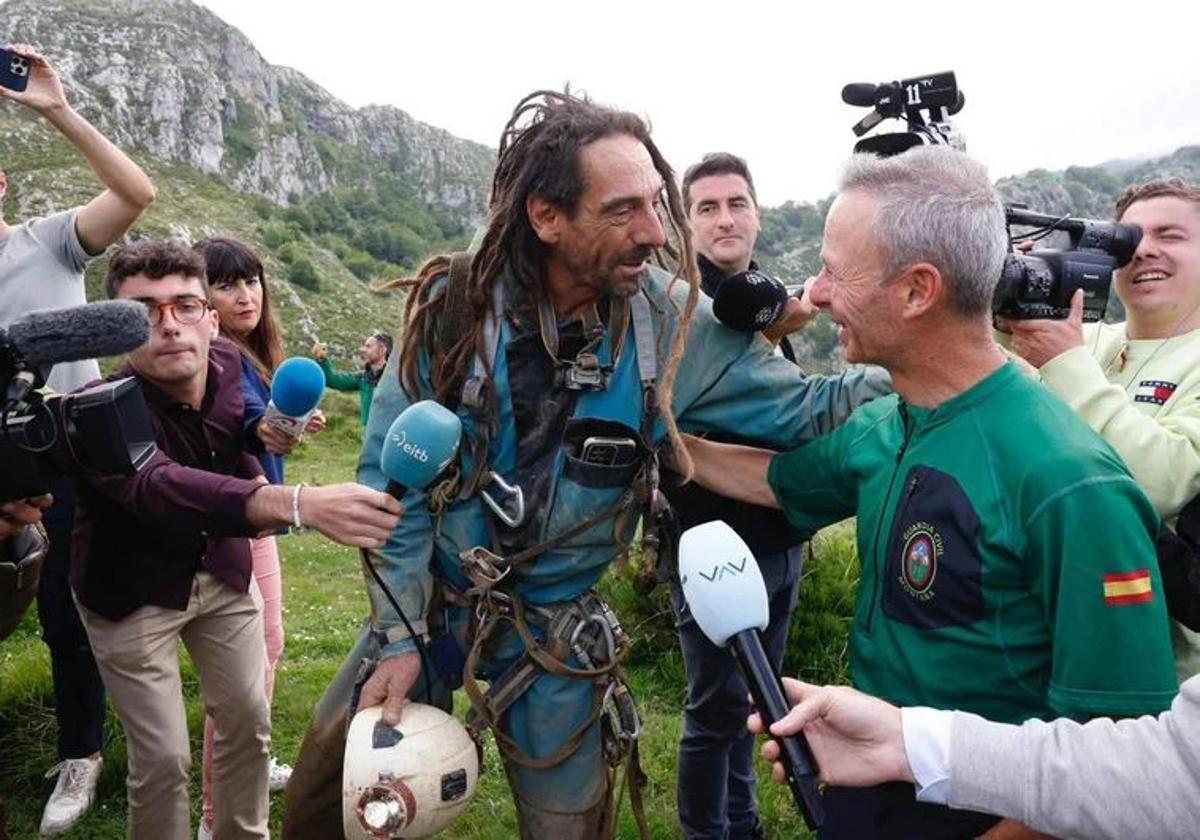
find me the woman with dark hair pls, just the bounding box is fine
[193,236,324,838]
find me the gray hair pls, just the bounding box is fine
[838,147,1007,317]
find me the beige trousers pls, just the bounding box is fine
[77,572,270,840]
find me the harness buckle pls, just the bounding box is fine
[473,587,515,624]
[461,545,511,594]
[556,351,611,391]
[461,375,492,414]
[568,613,617,670]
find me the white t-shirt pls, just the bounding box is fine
[0,209,102,392]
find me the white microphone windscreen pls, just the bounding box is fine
[678,520,770,646]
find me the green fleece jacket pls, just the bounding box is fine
[316,356,382,426]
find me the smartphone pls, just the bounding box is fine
[580,436,638,467]
[0,48,31,93]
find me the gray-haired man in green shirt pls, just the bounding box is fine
[683,146,1177,840]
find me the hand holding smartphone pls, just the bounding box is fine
[0,46,32,93]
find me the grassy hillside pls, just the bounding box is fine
[0,391,860,839]
[1,111,471,364]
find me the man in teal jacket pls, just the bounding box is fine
[311,331,392,425]
[283,90,889,839]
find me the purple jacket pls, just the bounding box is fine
[71,337,266,620]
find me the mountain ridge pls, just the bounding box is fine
[3,0,1197,369]
[0,0,494,219]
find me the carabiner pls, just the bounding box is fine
[480,471,526,528]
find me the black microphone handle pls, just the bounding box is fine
[384,479,407,501]
[729,628,825,830]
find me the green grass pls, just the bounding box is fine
[0,391,860,838]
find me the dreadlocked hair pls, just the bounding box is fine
[393,89,700,477]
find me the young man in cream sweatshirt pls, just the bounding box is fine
[1002,178,1200,680]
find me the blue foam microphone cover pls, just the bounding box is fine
[678,520,769,646]
[379,401,463,496]
[263,356,326,439]
[270,357,326,416]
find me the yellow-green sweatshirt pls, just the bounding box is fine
[1040,321,1200,680]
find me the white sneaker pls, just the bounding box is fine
[197,820,214,840]
[268,756,292,793]
[39,753,103,836]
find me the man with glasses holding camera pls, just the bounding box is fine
[70,240,402,840]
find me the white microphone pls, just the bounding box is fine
[679,520,824,829]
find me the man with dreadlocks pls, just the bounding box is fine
[283,90,890,839]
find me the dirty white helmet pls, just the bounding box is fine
[342,703,479,838]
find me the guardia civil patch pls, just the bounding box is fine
[899,522,942,601]
[1134,380,1177,406]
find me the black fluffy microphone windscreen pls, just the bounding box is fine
[841,82,879,106]
[712,269,788,332]
[7,300,151,366]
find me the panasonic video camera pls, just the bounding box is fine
[992,207,1141,322]
[1,340,156,504]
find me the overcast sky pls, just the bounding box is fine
[197,0,1200,207]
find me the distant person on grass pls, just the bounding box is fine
[194,236,327,840]
[0,41,155,837]
[310,331,393,426]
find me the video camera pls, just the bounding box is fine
[993,207,1141,321]
[841,70,965,157]
[1,301,158,503]
[840,70,1143,322]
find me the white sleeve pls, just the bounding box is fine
[901,706,954,805]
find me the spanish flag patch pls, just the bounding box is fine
[1103,569,1153,605]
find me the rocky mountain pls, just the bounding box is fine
[996,145,1200,220]
[2,0,1195,373]
[0,0,493,218]
[0,0,500,362]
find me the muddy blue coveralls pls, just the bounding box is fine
[283,266,889,837]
